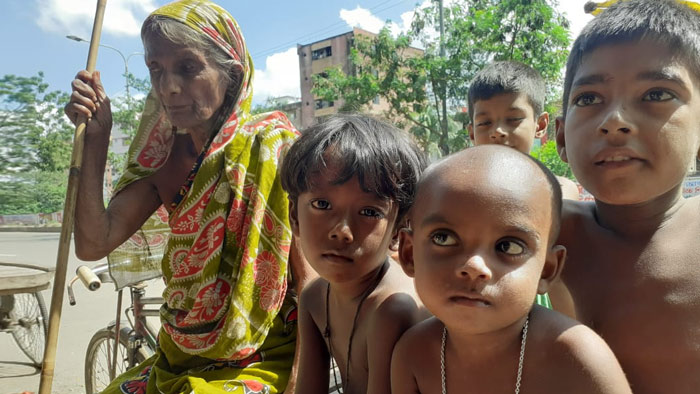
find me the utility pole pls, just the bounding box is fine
[436,0,449,155]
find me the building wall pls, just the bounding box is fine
[298,31,354,129]
[298,28,424,129]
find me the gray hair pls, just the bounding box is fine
[141,15,244,131]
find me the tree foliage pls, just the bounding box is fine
[0,72,74,173]
[108,74,150,179]
[0,171,68,215]
[531,140,573,179]
[0,72,150,214]
[313,0,571,156]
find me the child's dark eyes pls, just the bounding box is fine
[642,89,675,102]
[310,199,330,210]
[430,231,457,246]
[360,208,384,219]
[476,120,492,127]
[507,117,525,124]
[495,240,525,256]
[572,93,602,107]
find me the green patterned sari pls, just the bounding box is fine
[102,1,299,393]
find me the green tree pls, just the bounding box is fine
[313,0,570,156]
[0,72,74,173]
[108,73,151,182]
[531,140,573,179]
[0,72,150,214]
[0,171,68,215]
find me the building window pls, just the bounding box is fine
[372,95,380,105]
[315,99,334,110]
[311,46,332,60]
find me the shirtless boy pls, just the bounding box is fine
[281,115,430,394]
[392,145,631,394]
[553,1,700,392]
[468,60,580,200]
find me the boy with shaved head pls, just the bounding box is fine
[391,145,631,394]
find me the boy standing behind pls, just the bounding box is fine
[553,0,700,392]
[468,61,580,200]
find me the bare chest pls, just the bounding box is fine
[311,301,370,394]
[563,223,700,392]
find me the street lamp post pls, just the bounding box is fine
[66,35,143,196]
[66,35,143,100]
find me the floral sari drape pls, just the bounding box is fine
[103,1,299,392]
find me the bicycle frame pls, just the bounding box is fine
[68,263,163,383]
[124,283,160,355]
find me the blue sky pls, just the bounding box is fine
[0,0,598,106]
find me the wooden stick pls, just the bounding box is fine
[38,1,107,392]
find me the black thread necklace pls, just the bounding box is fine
[324,260,389,393]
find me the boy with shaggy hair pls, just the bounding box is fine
[282,114,430,394]
[553,0,700,392]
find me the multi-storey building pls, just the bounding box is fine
[297,27,421,129]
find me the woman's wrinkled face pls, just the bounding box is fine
[145,34,228,133]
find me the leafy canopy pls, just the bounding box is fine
[313,0,571,157]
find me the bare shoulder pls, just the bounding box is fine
[300,276,328,315]
[531,306,610,359]
[369,291,424,338]
[561,198,595,222]
[368,263,429,342]
[370,261,424,313]
[392,317,442,359]
[556,176,581,201]
[559,199,596,240]
[391,318,441,394]
[529,307,632,393]
[679,194,700,220]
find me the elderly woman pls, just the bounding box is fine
[65,1,309,393]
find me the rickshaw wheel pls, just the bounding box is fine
[10,292,48,367]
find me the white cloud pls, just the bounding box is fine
[339,6,416,36]
[253,47,300,104]
[36,0,158,37]
[340,6,387,34]
[555,1,594,43]
[556,0,700,42]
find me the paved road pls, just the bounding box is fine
[0,232,163,394]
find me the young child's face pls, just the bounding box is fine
[400,153,563,334]
[469,92,547,154]
[558,39,700,204]
[291,162,399,284]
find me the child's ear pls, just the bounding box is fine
[534,112,549,139]
[538,244,566,294]
[390,231,400,252]
[555,116,569,163]
[468,123,475,143]
[398,228,416,278]
[288,200,300,237]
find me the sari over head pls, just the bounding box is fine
[103,1,299,392]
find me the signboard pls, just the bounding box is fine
[683,176,700,198]
[577,176,700,201]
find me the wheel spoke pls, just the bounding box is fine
[10,293,47,365]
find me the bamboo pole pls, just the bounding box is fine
[39,1,107,392]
